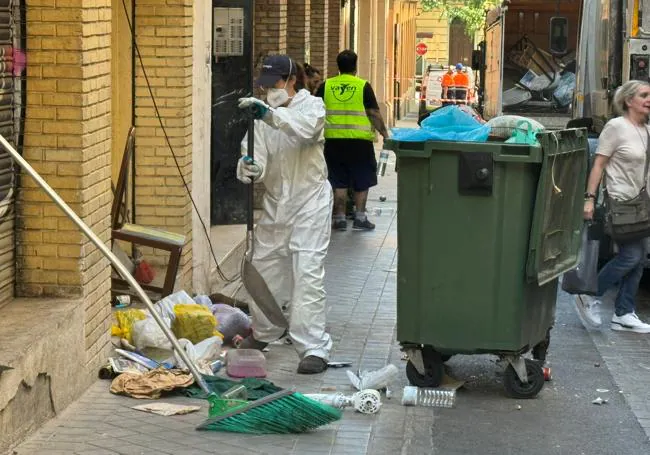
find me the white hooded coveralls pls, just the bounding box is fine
[241,89,333,360]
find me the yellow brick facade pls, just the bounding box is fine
[416,8,450,64]
[133,0,193,290]
[18,0,113,368]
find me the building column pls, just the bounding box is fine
[19,0,113,368]
[310,0,329,76]
[375,0,390,123]
[133,0,194,290]
[255,0,288,58]
[356,0,371,80]
[287,0,310,63]
[327,0,343,76]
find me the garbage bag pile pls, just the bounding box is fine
[392,107,544,145]
[392,106,491,142]
[109,291,252,384]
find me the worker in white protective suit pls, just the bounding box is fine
[236,55,333,374]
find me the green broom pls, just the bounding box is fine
[197,389,342,434]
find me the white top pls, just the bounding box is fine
[597,116,650,200]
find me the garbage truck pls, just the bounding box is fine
[480,0,581,129]
[572,0,650,132]
[572,0,650,269]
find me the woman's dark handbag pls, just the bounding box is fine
[604,134,650,242]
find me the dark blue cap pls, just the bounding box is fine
[256,55,296,88]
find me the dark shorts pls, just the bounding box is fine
[324,139,378,192]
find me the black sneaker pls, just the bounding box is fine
[297,356,328,374]
[235,335,268,350]
[353,218,375,230]
[333,219,347,231]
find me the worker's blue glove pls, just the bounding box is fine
[236,156,263,184]
[238,97,270,120]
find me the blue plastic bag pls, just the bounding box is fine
[391,106,490,143]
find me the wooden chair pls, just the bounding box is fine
[111,126,185,299]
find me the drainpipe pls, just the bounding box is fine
[370,0,376,85]
[350,0,356,50]
[131,0,137,224]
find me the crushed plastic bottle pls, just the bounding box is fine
[347,364,399,390]
[401,386,456,408]
[377,150,390,176]
[304,389,382,414]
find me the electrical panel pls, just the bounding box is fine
[628,39,650,82]
[213,7,244,57]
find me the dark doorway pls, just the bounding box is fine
[449,17,474,66]
[210,0,254,225]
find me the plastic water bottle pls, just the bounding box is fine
[303,393,349,409]
[377,150,390,176]
[401,386,456,408]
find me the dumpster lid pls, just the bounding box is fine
[526,129,588,285]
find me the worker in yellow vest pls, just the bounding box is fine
[315,50,389,231]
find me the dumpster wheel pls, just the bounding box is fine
[503,359,544,399]
[405,346,444,387]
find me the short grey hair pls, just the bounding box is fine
[612,80,650,116]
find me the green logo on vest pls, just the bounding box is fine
[329,83,357,102]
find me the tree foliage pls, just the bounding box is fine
[419,0,501,33]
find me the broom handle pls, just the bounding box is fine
[0,135,211,396]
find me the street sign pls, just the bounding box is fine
[416,42,428,56]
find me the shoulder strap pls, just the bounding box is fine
[643,132,650,188]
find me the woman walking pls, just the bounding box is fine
[579,80,650,333]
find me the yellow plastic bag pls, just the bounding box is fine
[172,304,223,344]
[111,309,147,343]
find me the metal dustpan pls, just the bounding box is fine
[241,112,289,329]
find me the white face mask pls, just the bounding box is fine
[266,86,289,108]
[265,57,292,108]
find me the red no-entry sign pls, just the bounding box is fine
[416,42,428,56]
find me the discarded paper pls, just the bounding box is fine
[132,402,201,416]
[592,397,608,405]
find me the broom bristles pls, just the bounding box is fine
[198,390,342,434]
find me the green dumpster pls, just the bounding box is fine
[386,129,588,398]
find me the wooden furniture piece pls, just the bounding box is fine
[111,127,186,299]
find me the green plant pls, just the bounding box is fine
[420,0,501,34]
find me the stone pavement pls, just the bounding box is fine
[576,287,650,440]
[12,118,650,455]
[12,142,430,455]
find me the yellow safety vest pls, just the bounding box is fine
[324,74,375,141]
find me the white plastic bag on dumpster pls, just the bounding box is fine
[487,115,545,139]
[562,226,599,295]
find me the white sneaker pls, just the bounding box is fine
[575,295,602,328]
[611,313,650,333]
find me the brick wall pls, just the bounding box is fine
[286,0,310,64]
[310,0,329,77]
[255,0,288,62]
[133,0,193,290]
[327,1,342,77]
[19,0,113,367]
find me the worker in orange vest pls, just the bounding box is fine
[440,65,455,105]
[452,63,470,103]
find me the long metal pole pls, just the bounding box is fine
[0,135,211,395]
